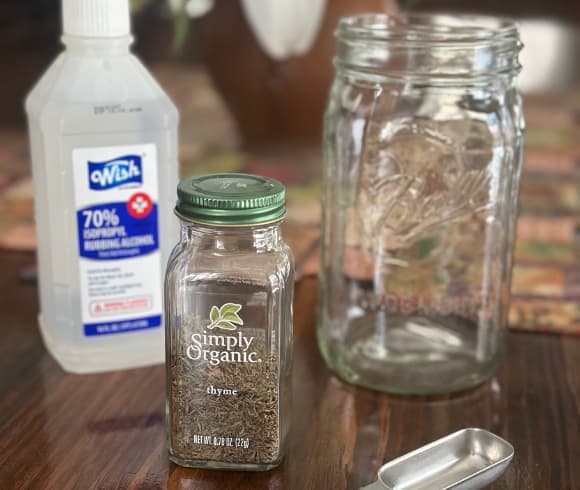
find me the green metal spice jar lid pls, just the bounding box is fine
[175,173,286,226]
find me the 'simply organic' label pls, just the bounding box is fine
[186,303,262,366]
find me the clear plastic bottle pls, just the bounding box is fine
[25,0,179,373]
[165,174,294,470]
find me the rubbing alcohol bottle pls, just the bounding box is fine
[165,174,294,470]
[25,0,179,372]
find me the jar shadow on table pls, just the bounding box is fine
[167,461,287,489]
[327,375,504,490]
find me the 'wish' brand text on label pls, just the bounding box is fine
[88,155,143,190]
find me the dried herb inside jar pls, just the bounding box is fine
[168,302,284,466]
[170,351,281,464]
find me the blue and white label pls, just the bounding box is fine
[88,155,143,190]
[84,314,162,337]
[77,201,159,260]
[73,144,162,337]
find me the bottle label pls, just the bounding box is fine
[185,302,263,365]
[73,144,162,336]
[170,288,281,463]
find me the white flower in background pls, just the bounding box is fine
[166,0,327,60]
[168,0,214,18]
[241,0,327,60]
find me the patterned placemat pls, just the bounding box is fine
[0,64,578,334]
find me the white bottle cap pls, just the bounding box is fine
[62,0,131,37]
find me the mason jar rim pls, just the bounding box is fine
[337,13,519,46]
[334,13,522,84]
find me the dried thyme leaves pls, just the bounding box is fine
[170,353,281,464]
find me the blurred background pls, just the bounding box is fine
[0,0,578,333]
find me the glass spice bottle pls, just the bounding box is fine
[165,173,294,470]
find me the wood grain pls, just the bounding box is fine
[0,251,578,489]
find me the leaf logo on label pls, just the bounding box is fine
[207,303,244,331]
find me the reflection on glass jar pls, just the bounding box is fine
[319,14,524,394]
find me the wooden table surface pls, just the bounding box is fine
[0,251,578,489]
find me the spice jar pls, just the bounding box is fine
[165,173,294,470]
[319,14,524,394]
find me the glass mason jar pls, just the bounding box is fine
[165,174,294,470]
[319,14,524,394]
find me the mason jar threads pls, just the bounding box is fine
[319,14,524,394]
[165,173,294,470]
